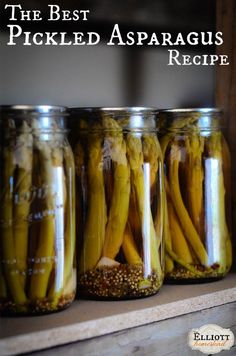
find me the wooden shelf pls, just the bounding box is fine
[1,274,236,356]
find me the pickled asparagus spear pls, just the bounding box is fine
[1,147,27,305]
[63,145,76,280]
[79,132,107,272]
[62,268,76,296]
[160,133,175,272]
[128,186,142,251]
[168,142,208,265]
[74,141,87,259]
[154,163,164,236]
[160,115,199,157]
[165,255,174,274]
[164,182,201,278]
[122,223,142,265]
[143,134,160,192]
[28,150,41,267]
[163,185,174,274]
[165,175,203,277]
[160,135,172,159]
[126,133,162,275]
[101,117,130,262]
[185,134,205,240]
[29,123,55,300]
[143,134,165,238]
[165,243,205,277]
[13,121,33,287]
[168,199,193,264]
[143,133,165,272]
[102,135,114,212]
[168,115,200,130]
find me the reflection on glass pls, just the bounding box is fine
[143,163,151,278]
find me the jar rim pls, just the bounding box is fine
[158,108,224,131]
[159,108,222,115]
[70,107,159,115]
[0,105,68,116]
[69,107,160,131]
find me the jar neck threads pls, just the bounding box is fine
[159,108,224,133]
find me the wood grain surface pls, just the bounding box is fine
[29,302,236,356]
[1,274,236,356]
[216,1,236,269]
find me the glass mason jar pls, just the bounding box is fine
[159,108,232,282]
[69,107,165,299]
[0,106,76,314]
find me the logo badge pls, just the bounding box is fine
[188,324,234,354]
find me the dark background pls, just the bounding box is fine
[0,0,216,108]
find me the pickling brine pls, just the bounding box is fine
[70,107,165,299]
[160,109,232,281]
[0,106,76,314]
